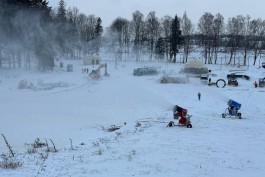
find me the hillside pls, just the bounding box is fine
[0,59,265,177]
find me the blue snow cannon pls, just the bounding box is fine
[222,100,242,119]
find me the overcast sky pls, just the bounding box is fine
[49,0,265,27]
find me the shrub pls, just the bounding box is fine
[0,154,22,169]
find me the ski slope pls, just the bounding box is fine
[0,59,265,177]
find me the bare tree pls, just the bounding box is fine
[160,15,173,61]
[67,7,79,25]
[181,11,194,63]
[241,15,251,65]
[110,17,130,60]
[226,15,245,65]
[198,12,214,64]
[78,14,99,55]
[212,13,225,64]
[131,10,145,61]
[249,18,265,65]
[145,11,160,60]
[67,7,82,58]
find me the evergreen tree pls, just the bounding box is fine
[0,0,54,70]
[170,15,183,63]
[95,17,103,38]
[155,37,166,59]
[94,17,103,54]
[56,0,76,57]
[57,0,67,22]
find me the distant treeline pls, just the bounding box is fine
[0,0,264,70]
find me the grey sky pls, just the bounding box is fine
[49,0,265,27]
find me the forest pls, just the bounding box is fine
[1,0,265,70]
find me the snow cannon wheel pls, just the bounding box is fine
[237,112,242,119]
[222,113,226,118]
[187,124,192,128]
[167,121,175,127]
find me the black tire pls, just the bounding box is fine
[222,113,226,118]
[187,124,192,128]
[167,121,175,127]
[238,112,242,119]
[216,79,226,88]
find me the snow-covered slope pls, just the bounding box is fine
[0,60,264,177]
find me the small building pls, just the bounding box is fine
[180,60,209,76]
[83,55,101,65]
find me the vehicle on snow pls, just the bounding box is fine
[169,105,192,128]
[259,77,265,87]
[222,100,242,119]
[227,73,250,80]
[89,63,109,79]
[133,67,158,76]
[160,76,188,84]
[228,77,239,86]
[200,74,209,84]
[262,62,265,68]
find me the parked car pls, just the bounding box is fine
[227,73,250,80]
[133,67,158,76]
[160,76,188,84]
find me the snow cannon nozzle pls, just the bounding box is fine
[227,99,241,110]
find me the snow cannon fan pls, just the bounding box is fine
[222,99,242,119]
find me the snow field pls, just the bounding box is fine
[0,60,265,176]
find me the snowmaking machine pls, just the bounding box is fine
[222,100,242,119]
[167,105,192,128]
[259,77,265,87]
[227,73,239,86]
[227,77,238,86]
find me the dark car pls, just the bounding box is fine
[133,67,158,76]
[227,73,250,80]
[160,76,188,84]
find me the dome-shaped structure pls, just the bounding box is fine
[184,60,204,69]
[180,60,209,75]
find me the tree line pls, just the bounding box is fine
[108,11,265,66]
[1,0,265,70]
[0,0,102,70]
